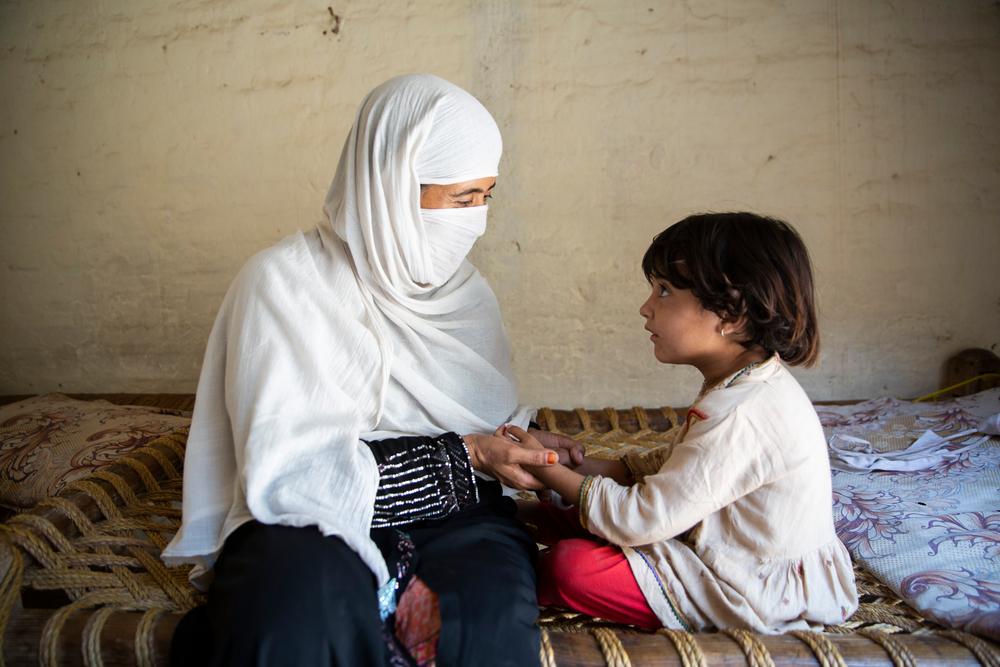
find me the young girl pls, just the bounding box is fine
[507,212,858,633]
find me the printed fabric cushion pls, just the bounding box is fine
[0,394,191,510]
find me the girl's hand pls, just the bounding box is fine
[495,425,585,467]
[501,426,588,503]
[529,428,585,467]
[462,433,557,491]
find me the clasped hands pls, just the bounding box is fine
[462,426,583,490]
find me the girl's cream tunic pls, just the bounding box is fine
[583,358,858,632]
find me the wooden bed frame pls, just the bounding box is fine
[1,349,998,666]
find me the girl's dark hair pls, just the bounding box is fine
[641,212,820,366]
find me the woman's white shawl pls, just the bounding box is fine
[161,74,530,587]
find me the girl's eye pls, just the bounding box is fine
[658,284,671,297]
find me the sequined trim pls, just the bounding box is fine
[369,432,478,528]
[695,354,777,402]
[634,550,693,631]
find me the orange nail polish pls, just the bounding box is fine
[547,451,558,464]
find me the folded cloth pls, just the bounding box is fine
[979,413,1000,435]
[828,429,988,472]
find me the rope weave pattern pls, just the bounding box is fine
[939,630,1000,667]
[591,627,632,667]
[0,545,25,667]
[2,411,998,666]
[723,628,777,667]
[82,605,115,667]
[857,628,916,667]
[0,430,196,666]
[790,630,848,667]
[539,627,557,667]
[134,608,165,667]
[536,406,680,460]
[658,628,707,667]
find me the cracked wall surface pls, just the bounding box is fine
[1,0,998,407]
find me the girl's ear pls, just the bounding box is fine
[720,283,750,339]
[720,309,751,341]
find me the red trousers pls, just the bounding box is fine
[532,502,661,629]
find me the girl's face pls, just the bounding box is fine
[639,278,724,365]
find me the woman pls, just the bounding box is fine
[164,74,577,666]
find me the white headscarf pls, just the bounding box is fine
[326,73,502,292]
[163,75,530,586]
[323,74,519,428]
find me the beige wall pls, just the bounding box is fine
[2,1,998,408]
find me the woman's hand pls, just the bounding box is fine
[500,426,587,503]
[504,425,632,486]
[463,433,557,491]
[495,425,584,467]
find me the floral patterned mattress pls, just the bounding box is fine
[818,388,1000,640]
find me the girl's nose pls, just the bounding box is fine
[639,295,652,319]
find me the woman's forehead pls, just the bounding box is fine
[435,177,497,194]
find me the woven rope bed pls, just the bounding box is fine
[1,398,999,666]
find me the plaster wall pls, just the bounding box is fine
[1,0,998,408]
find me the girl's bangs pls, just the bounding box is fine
[642,230,695,290]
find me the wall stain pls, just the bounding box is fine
[325,7,342,36]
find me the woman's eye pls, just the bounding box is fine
[455,200,473,207]
[658,285,671,297]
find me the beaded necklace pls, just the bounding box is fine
[697,354,774,400]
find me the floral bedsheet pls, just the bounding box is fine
[818,388,1000,640]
